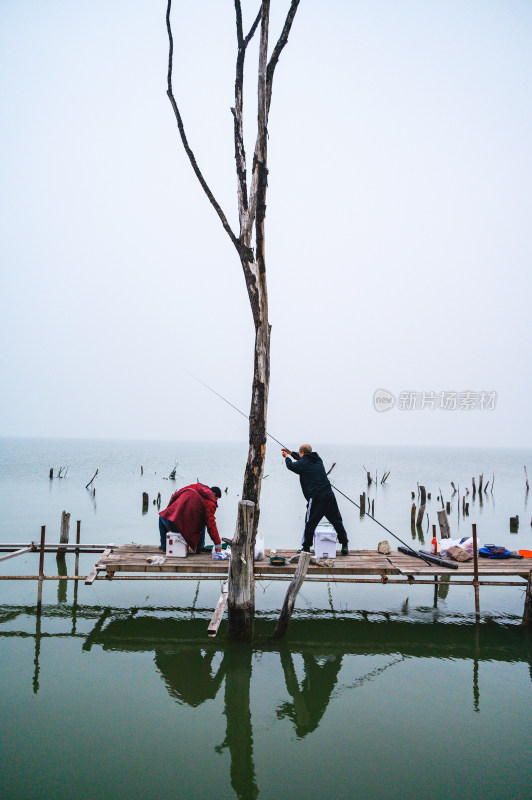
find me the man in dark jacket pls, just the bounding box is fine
[281,444,349,555]
[159,483,222,554]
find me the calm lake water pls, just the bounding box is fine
[1,438,531,800]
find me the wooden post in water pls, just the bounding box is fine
[274,551,312,638]
[142,492,149,513]
[522,571,532,626]
[472,523,480,619]
[58,511,70,556]
[437,509,451,539]
[227,500,256,640]
[360,492,366,515]
[416,486,426,528]
[75,520,81,576]
[37,525,46,610]
[472,477,476,499]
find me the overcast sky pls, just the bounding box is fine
[1,0,530,448]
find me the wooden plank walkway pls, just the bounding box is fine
[94,544,531,582]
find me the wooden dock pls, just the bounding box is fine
[90,544,531,584]
[1,534,531,634]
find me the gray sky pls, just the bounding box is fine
[1,0,531,447]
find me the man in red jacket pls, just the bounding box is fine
[159,483,222,555]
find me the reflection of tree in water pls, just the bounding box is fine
[215,645,258,800]
[277,648,342,738]
[155,642,258,800]
[5,607,531,799]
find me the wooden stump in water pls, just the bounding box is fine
[416,486,426,528]
[227,500,256,640]
[437,508,451,539]
[142,492,149,513]
[57,511,70,556]
[523,571,532,626]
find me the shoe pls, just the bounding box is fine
[341,543,349,556]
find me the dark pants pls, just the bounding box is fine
[302,489,348,552]
[159,518,206,552]
[159,517,178,550]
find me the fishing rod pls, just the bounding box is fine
[184,369,434,566]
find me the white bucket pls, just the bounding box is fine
[313,525,338,559]
[166,531,187,557]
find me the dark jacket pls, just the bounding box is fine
[159,483,221,551]
[285,451,331,501]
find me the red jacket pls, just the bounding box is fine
[159,483,221,552]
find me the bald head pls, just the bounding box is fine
[298,444,312,456]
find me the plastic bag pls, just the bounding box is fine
[254,536,265,561]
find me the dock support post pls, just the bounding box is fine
[57,511,70,603]
[58,511,70,556]
[37,525,46,610]
[472,523,480,619]
[274,551,312,638]
[227,500,256,640]
[75,520,81,577]
[523,571,532,627]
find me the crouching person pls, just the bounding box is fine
[159,483,225,558]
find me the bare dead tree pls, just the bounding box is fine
[166,0,301,637]
[85,469,99,490]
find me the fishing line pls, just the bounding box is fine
[183,369,432,565]
[183,369,288,449]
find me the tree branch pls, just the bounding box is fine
[242,1,271,243]
[166,0,239,251]
[266,0,300,113]
[233,3,262,234]
[244,7,262,46]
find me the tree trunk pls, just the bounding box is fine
[228,500,256,639]
[166,0,301,640]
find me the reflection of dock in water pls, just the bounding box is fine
[2,604,531,800]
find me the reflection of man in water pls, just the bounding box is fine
[277,649,343,737]
[155,648,226,707]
